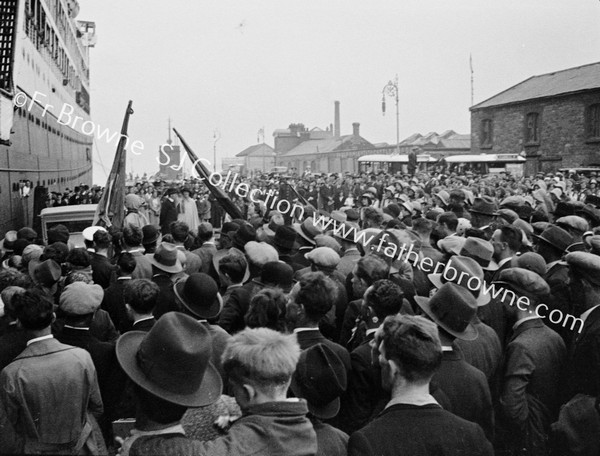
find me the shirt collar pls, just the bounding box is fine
[513,315,541,330]
[118,276,133,281]
[27,334,54,346]
[293,327,319,334]
[366,327,379,336]
[498,257,513,268]
[581,305,600,325]
[385,393,439,409]
[63,325,90,331]
[546,260,561,271]
[441,346,453,352]
[227,283,243,290]
[133,316,155,325]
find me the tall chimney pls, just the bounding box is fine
[334,101,340,138]
[352,122,360,137]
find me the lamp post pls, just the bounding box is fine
[382,74,400,155]
[213,129,221,172]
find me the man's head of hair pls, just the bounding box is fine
[411,218,433,237]
[437,212,458,231]
[499,225,522,253]
[171,221,189,244]
[222,327,300,395]
[117,252,137,275]
[197,223,214,243]
[378,314,442,383]
[124,279,160,314]
[13,289,54,330]
[296,271,336,322]
[355,254,390,286]
[66,248,90,268]
[365,279,404,320]
[93,230,112,250]
[122,225,143,247]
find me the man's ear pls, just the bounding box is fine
[242,383,256,402]
[51,312,56,324]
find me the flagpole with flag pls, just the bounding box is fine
[173,128,243,220]
[93,100,134,228]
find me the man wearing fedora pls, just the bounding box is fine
[160,188,180,235]
[274,225,303,272]
[494,268,566,456]
[120,325,317,456]
[0,289,106,454]
[292,217,321,268]
[347,314,493,456]
[290,343,349,456]
[174,272,231,381]
[469,196,498,234]
[147,242,184,319]
[415,282,494,441]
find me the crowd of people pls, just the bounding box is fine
[1,167,600,455]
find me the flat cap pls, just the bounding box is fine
[59,282,104,315]
[565,252,600,287]
[495,267,550,300]
[244,241,278,267]
[305,246,340,269]
[511,252,547,277]
[556,216,589,234]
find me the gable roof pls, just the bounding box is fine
[236,143,275,157]
[472,61,600,110]
[280,135,373,157]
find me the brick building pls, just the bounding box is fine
[470,62,600,176]
[235,143,275,174]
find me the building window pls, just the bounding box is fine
[525,112,540,144]
[587,103,600,140]
[480,119,493,147]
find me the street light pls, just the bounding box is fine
[213,129,221,172]
[382,74,400,155]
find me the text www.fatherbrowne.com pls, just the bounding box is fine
[312,214,584,334]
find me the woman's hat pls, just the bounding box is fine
[174,273,223,320]
[415,282,478,341]
[116,312,222,407]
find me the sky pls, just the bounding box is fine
[76,0,600,184]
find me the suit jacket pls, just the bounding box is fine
[101,277,132,334]
[0,327,28,371]
[218,285,252,335]
[563,306,600,402]
[131,317,156,332]
[292,247,313,269]
[348,403,493,456]
[336,249,361,279]
[295,328,352,375]
[191,243,217,274]
[176,246,203,275]
[203,322,231,382]
[500,318,566,456]
[128,249,153,279]
[486,257,513,284]
[455,319,502,383]
[545,262,572,343]
[152,274,180,319]
[433,348,494,441]
[0,337,103,453]
[90,252,116,289]
[313,419,348,456]
[160,198,178,235]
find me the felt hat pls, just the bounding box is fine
[345,209,359,222]
[576,205,600,227]
[274,225,297,251]
[585,194,600,208]
[213,247,250,283]
[82,226,107,242]
[17,227,37,243]
[256,261,294,292]
[47,224,70,244]
[305,247,340,270]
[332,223,358,244]
[116,311,222,407]
[511,252,547,277]
[434,190,450,206]
[494,267,550,301]
[532,225,573,254]
[428,256,490,306]
[331,211,347,223]
[414,282,478,341]
[146,242,183,274]
[244,241,279,267]
[565,252,600,287]
[495,208,519,224]
[384,203,401,219]
[470,196,497,216]
[165,187,179,196]
[293,218,321,245]
[290,344,347,420]
[437,236,466,256]
[174,273,223,320]
[314,235,342,254]
[59,282,104,315]
[32,259,62,287]
[0,230,17,252]
[142,225,160,245]
[231,224,256,251]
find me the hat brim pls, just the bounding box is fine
[212,249,250,283]
[414,295,478,341]
[116,331,222,407]
[530,234,567,252]
[428,274,490,307]
[174,279,224,320]
[293,224,316,245]
[146,254,183,274]
[289,381,340,420]
[482,260,499,271]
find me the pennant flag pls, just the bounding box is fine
[172,128,243,220]
[93,100,134,228]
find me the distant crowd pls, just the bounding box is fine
[1,167,600,455]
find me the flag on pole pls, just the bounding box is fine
[173,128,243,220]
[93,100,134,228]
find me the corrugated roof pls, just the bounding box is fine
[280,136,350,157]
[235,143,274,157]
[472,61,600,110]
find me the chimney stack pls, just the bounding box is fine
[334,101,340,138]
[352,122,360,137]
